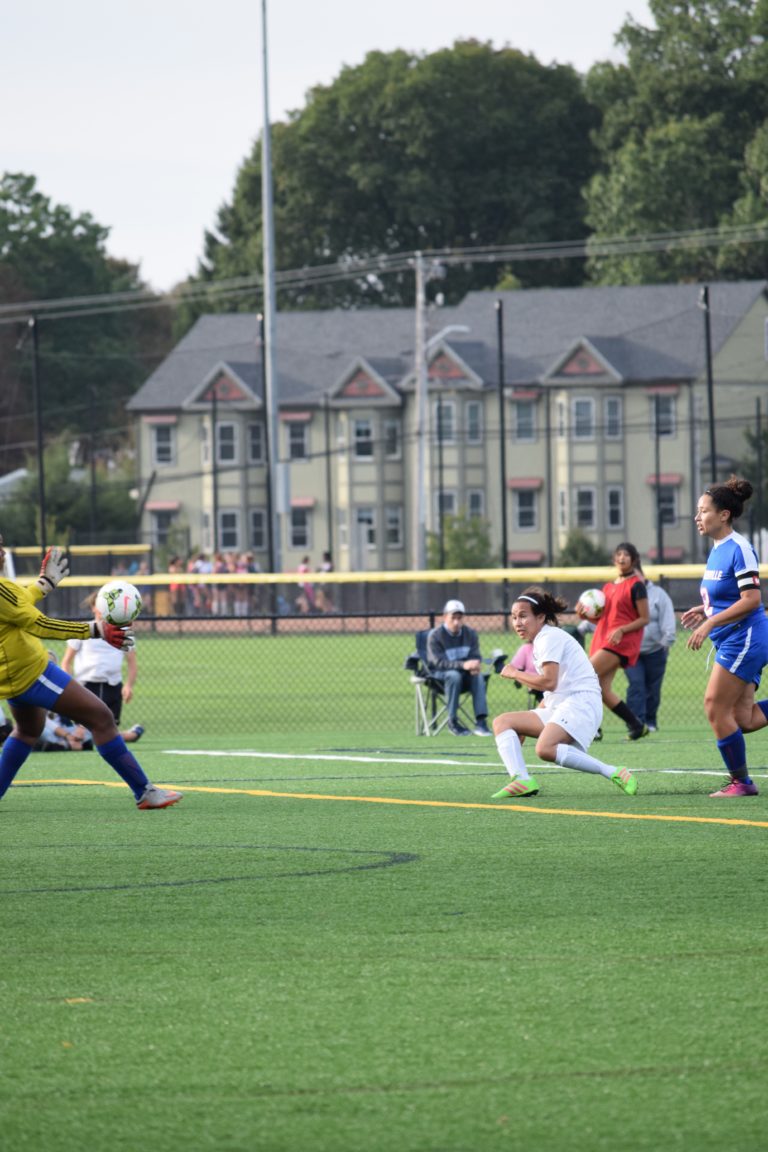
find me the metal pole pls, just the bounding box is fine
[324,394,333,558]
[545,391,553,566]
[89,392,97,543]
[437,391,445,568]
[654,394,663,562]
[495,300,508,568]
[211,384,218,553]
[30,317,47,553]
[699,285,717,483]
[258,312,276,576]
[757,396,764,560]
[413,252,428,570]
[260,0,281,571]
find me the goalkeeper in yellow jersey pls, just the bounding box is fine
[0,536,182,810]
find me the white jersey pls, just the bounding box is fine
[533,624,601,709]
[66,637,126,685]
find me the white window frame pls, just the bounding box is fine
[575,486,597,529]
[558,487,568,530]
[290,508,311,549]
[606,485,624,530]
[514,489,538,532]
[353,418,375,460]
[466,400,483,445]
[557,400,567,440]
[514,400,536,443]
[356,507,376,550]
[652,395,676,438]
[384,418,401,460]
[467,489,485,518]
[436,489,457,521]
[250,509,267,552]
[150,509,176,547]
[604,396,623,440]
[435,399,456,445]
[216,422,238,465]
[385,505,403,548]
[572,397,595,441]
[288,423,309,461]
[152,424,175,466]
[248,422,265,465]
[657,485,679,526]
[218,509,240,550]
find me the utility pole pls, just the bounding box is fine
[699,285,717,483]
[495,300,509,569]
[413,251,429,570]
[654,394,664,563]
[260,0,281,571]
[28,317,47,553]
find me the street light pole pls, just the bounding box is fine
[413,252,428,570]
[495,300,508,569]
[30,317,47,553]
[654,394,664,563]
[260,0,281,571]
[699,285,717,483]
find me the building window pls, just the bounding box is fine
[557,400,567,439]
[606,486,624,530]
[216,423,237,465]
[435,399,456,444]
[514,490,537,532]
[152,425,175,466]
[337,506,348,549]
[385,505,403,547]
[657,485,679,526]
[288,423,309,461]
[467,489,485,518]
[201,511,212,554]
[575,487,596,529]
[466,401,483,445]
[356,507,376,549]
[250,509,266,551]
[290,508,311,549]
[384,419,401,460]
[219,510,240,550]
[572,397,595,440]
[248,423,264,464]
[604,397,623,439]
[150,510,176,546]
[514,401,536,442]
[436,490,457,521]
[558,487,568,530]
[652,395,676,437]
[354,418,374,459]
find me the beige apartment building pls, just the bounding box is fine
[128,281,768,571]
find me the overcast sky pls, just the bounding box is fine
[5,0,653,292]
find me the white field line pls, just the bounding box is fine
[163,749,768,778]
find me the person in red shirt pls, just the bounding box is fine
[577,542,650,741]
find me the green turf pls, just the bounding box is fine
[3,633,767,1149]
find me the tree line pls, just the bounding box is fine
[1,0,767,541]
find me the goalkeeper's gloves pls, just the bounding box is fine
[36,547,70,596]
[90,619,135,651]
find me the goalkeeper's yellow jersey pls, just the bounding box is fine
[0,579,91,699]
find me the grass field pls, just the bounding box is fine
[2,632,768,1150]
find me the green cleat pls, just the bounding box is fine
[492,775,539,798]
[611,766,638,796]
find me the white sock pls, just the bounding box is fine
[555,743,615,780]
[495,729,531,780]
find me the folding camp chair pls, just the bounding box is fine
[404,629,506,737]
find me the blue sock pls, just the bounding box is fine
[716,729,750,784]
[0,736,32,800]
[757,700,768,722]
[96,736,149,801]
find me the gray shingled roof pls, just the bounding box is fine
[127,280,767,411]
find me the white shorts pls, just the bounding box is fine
[532,692,602,752]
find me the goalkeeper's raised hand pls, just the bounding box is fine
[36,547,70,596]
[90,619,135,651]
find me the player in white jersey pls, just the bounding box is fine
[681,476,768,797]
[491,587,637,799]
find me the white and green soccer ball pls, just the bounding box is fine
[96,579,143,626]
[577,587,606,621]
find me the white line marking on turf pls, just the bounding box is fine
[164,750,496,767]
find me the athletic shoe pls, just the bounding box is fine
[447,719,471,736]
[611,767,638,795]
[136,785,183,810]
[130,724,145,741]
[492,776,539,798]
[647,723,657,732]
[709,778,759,798]
[594,727,603,742]
[627,724,649,742]
[473,721,492,737]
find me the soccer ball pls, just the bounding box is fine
[577,588,606,620]
[96,579,143,626]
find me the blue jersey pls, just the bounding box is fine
[700,531,765,645]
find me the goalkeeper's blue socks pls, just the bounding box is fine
[717,729,751,784]
[96,735,150,800]
[0,736,33,800]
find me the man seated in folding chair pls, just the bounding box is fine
[426,599,492,736]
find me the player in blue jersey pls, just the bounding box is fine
[681,477,768,797]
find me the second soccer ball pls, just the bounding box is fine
[577,588,606,620]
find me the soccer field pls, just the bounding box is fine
[3,714,768,1150]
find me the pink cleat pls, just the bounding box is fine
[137,785,183,810]
[709,778,759,798]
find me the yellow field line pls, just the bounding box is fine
[23,778,768,829]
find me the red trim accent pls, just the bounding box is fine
[142,415,178,425]
[145,501,180,511]
[508,477,543,490]
[508,551,545,563]
[290,497,316,509]
[280,412,312,423]
[645,385,679,395]
[646,473,683,486]
[511,389,540,401]
[647,546,685,560]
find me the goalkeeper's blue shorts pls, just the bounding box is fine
[8,661,72,710]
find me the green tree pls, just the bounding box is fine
[557,530,612,567]
[427,509,498,569]
[182,40,597,325]
[0,173,172,475]
[584,0,768,283]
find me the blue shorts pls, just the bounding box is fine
[714,624,768,687]
[7,661,73,710]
